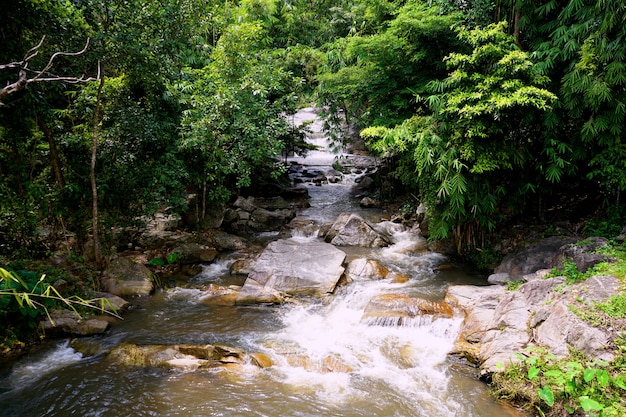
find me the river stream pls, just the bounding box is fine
[0,108,525,417]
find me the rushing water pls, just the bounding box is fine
[0,108,525,417]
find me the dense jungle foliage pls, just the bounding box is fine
[1,0,626,329]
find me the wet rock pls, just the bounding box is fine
[345,258,389,281]
[101,257,154,296]
[40,309,109,336]
[284,218,319,238]
[169,243,218,265]
[249,352,273,368]
[230,258,255,275]
[361,294,455,326]
[197,284,239,306]
[108,343,248,370]
[236,239,346,305]
[323,213,391,247]
[283,353,353,373]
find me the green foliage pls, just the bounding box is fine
[365,22,557,248]
[493,347,626,417]
[317,2,462,146]
[166,252,180,265]
[548,260,588,284]
[176,19,301,204]
[584,205,626,238]
[0,266,119,346]
[147,258,165,267]
[596,295,626,319]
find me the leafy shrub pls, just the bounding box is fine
[493,347,626,417]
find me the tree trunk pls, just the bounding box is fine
[37,115,65,188]
[513,5,522,50]
[91,75,104,267]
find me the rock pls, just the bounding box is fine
[487,273,514,285]
[494,236,578,279]
[344,258,389,281]
[93,292,131,313]
[359,197,380,208]
[249,352,273,368]
[553,237,610,273]
[445,274,619,375]
[323,213,391,247]
[205,230,248,252]
[39,309,109,336]
[284,218,319,238]
[361,294,455,326]
[352,175,375,193]
[230,258,255,275]
[224,197,297,236]
[137,230,194,250]
[108,343,247,370]
[101,257,154,296]
[197,284,239,306]
[283,353,353,373]
[236,239,346,305]
[169,243,218,265]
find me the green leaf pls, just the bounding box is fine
[583,368,596,383]
[538,386,555,407]
[579,396,603,412]
[528,367,541,380]
[614,374,626,390]
[596,369,610,387]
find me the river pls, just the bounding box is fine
[0,108,525,417]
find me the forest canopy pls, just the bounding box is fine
[2,0,626,259]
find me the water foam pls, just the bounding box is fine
[8,341,83,390]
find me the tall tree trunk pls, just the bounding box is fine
[91,75,104,267]
[513,5,522,50]
[37,115,65,188]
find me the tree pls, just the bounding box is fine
[177,19,301,216]
[364,23,557,249]
[316,2,462,145]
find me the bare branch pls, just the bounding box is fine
[0,36,98,102]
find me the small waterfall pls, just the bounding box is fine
[7,341,83,391]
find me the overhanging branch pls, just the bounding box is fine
[0,36,100,102]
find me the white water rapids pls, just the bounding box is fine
[0,108,525,417]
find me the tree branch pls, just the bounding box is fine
[0,36,99,102]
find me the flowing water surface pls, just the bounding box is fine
[0,109,525,417]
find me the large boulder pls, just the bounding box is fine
[552,236,611,273]
[203,230,248,252]
[101,257,154,296]
[235,239,346,305]
[323,213,391,247]
[446,273,619,375]
[490,236,578,282]
[168,243,218,265]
